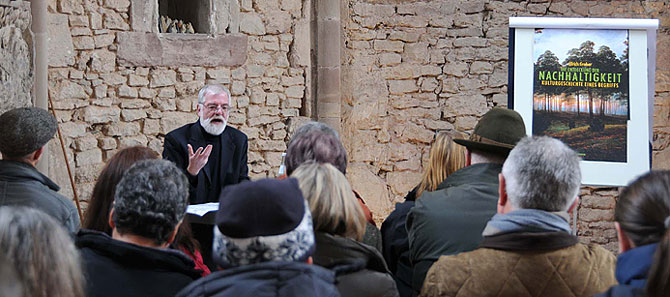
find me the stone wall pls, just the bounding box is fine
[341,0,669,251]
[46,0,312,208]
[0,0,32,114]
[34,0,670,250]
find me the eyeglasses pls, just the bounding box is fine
[202,104,232,113]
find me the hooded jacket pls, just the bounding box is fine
[0,160,80,233]
[420,231,617,297]
[176,261,341,297]
[595,243,658,297]
[313,232,399,297]
[76,230,201,297]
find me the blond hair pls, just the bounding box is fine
[416,132,467,198]
[291,162,366,241]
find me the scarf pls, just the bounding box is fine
[482,209,571,237]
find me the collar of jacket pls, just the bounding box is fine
[435,163,503,189]
[615,243,658,288]
[479,231,579,251]
[0,160,60,191]
[312,232,390,274]
[75,229,201,279]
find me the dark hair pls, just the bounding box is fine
[0,107,57,159]
[112,159,189,245]
[615,170,670,297]
[285,130,347,176]
[83,146,159,234]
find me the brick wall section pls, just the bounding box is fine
[45,0,311,208]
[0,1,32,114]
[341,0,670,251]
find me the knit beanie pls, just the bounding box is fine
[213,178,315,268]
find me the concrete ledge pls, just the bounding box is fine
[117,32,247,67]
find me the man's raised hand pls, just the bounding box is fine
[186,144,213,176]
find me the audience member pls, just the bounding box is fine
[595,171,670,297]
[406,107,526,294]
[381,131,466,297]
[0,251,23,297]
[0,206,85,297]
[288,121,375,224]
[176,178,340,297]
[83,146,159,234]
[76,160,201,297]
[82,146,210,276]
[420,136,616,297]
[0,107,80,233]
[293,162,399,297]
[287,126,381,250]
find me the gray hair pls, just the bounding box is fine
[289,121,339,146]
[0,107,57,159]
[0,206,85,297]
[112,159,189,244]
[197,84,232,105]
[502,136,581,211]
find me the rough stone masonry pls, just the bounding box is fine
[0,0,668,252]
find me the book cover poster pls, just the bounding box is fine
[533,29,629,162]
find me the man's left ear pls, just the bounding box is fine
[166,220,183,245]
[497,173,508,214]
[567,197,580,214]
[108,208,116,229]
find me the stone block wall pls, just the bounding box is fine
[0,0,32,114]
[45,0,312,208]
[341,0,669,251]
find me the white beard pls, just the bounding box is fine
[199,114,226,136]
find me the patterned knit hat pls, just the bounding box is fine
[213,178,315,268]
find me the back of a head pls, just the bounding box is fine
[84,146,159,234]
[615,171,670,297]
[285,130,347,176]
[0,251,23,297]
[0,107,57,160]
[213,178,315,268]
[502,136,581,212]
[417,132,467,198]
[289,121,339,145]
[0,206,84,297]
[291,162,366,241]
[112,159,189,245]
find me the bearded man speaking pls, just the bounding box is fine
[163,84,249,269]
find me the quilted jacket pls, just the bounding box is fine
[420,231,617,297]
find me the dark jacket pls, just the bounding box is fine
[163,122,250,205]
[421,231,617,297]
[0,160,80,233]
[176,261,341,297]
[595,243,658,297]
[406,163,501,295]
[313,232,399,297]
[381,187,417,297]
[76,229,201,297]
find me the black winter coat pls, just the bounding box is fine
[176,261,341,297]
[76,230,201,297]
[0,160,80,233]
[313,232,400,297]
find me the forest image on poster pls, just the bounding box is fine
[533,29,629,162]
